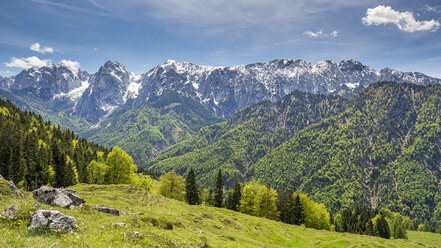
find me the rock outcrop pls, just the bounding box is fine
[33,186,85,209]
[0,205,19,219]
[94,205,126,216]
[28,210,77,233]
[0,174,23,197]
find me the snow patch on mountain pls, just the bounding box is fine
[53,80,89,101]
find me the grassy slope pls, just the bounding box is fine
[1,184,440,248]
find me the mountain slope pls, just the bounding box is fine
[1,59,440,167]
[252,82,441,223]
[148,82,441,225]
[84,92,224,165]
[0,98,108,189]
[148,90,346,187]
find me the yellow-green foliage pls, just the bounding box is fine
[65,155,79,185]
[0,107,10,116]
[239,182,279,220]
[159,170,185,201]
[47,166,56,186]
[298,193,332,230]
[131,174,153,191]
[105,146,137,184]
[86,160,107,184]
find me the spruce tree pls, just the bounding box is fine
[185,167,200,205]
[228,176,241,211]
[292,193,304,225]
[377,215,391,239]
[214,169,224,207]
[277,191,293,224]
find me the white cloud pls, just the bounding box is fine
[5,56,51,69]
[362,5,440,32]
[304,30,338,38]
[304,30,324,38]
[59,60,80,74]
[30,42,54,54]
[94,47,98,51]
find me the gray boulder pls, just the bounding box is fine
[0,174,23,197]
[0,205,19,219]
[28,210,77,233]
[94,205,126,216]
[33,186,85,209]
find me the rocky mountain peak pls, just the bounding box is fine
[5,63,89,101]
[339,59,367,71]
[2,58,441,125]
[74,61,140,123]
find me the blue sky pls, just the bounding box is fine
[1,0,440,77]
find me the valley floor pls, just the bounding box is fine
[1,184,441,248]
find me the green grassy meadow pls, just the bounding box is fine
[1,184,440,248]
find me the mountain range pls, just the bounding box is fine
[149,82,441,224]
[1,59,440,164]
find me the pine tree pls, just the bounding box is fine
[227,176,241,211]
[214,169,224,208]
[292,193,304,225]
[277,191,293,224]
[377,215,391,239]
[185,167,200,205]
[24,131,39,190]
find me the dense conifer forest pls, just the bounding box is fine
[0,98,109,190]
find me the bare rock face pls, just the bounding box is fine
[33,186,85,209]
[0,205,19,219]
[0,174,23,197]
[27,210,77,233]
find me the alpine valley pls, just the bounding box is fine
[2,58,441,245]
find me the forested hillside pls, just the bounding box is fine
[254,82,441,224]
[0,99,108,190]
[84,92,224,165]
[148,90,346,187]
[149,82,441,226]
